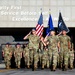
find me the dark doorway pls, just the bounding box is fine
[0,27,74,41]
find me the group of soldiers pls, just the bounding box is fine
[2,29,74,71]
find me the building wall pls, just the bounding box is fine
[0,36,14,46]
[0,0,75,27]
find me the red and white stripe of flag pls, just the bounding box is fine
[36,24,44,37]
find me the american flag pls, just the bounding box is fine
[36,13,44,37]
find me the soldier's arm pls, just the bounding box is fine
[68,41,71,49]
[58,42,60,52]
[72,43,74,51]
[10,50,12,58]
[23,31,31,40]
[57,31,62,36]
[56,35,60,52]
[41,39,46,46]
[14,50,16,57]
[2,48,4,57]
[68,37,71,49]
[21,48,23,58]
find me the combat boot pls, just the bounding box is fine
[5,65,7,69]
[47,66,49,69]
[34,64,37,71]
[64,65,68,71]
[53,65,56,71]
[18,65,20,69]
[42,64,44,69]
[27,65,30,69]
[60,63,62,69]
[47,64,49,69]
[7,66,10,69]
[70,65,73,69]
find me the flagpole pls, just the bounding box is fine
[44,9,51,41]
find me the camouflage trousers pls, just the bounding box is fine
[24,52,30,66]
[29,49,34,65]
[69,50,74,67]
[23,48,30,66]
[60,47,69,67]
[42,50,49,68]
[57,53,60,67]
[4,56,11,68]
[48,48,58,68]
[29,49,39,66]
[15,56,21,67]
[38,49,43,65]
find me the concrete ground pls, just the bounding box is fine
[0,63,75,75]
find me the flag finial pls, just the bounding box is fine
[59,10,61,12]
[40,8,42,12]
[49,9,51,14]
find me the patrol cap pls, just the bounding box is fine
[32,28,36,31]
[6,42,11,45]
[50,29,55,32]
[16,43,21,45]
[62,28,67,32]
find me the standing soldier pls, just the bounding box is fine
[14,43,23,69]
[59,29,71,70]
[23,44,30,68]
[41,36,49,69]
[42,45,49,69]
[23,29,40,70]
[2,43,12,69]
[44,30,60,71]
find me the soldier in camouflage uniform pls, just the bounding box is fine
[59,30,71,70]
[14,43,23,69]
[69,41,74,69]
[42,45,49,69]
[40,36,49,69]
[38,37,44,67]
[45,30,60,71]
[24,29,40,70]
[2,43,12,69]
[23,44,30,68]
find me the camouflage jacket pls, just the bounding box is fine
[3,47,12,57]
[59,35,70,47]
[27,34,40,49]
[14,47,23,57]
[47,35,59,48]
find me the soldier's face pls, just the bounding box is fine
[6,45,9,47]
[17,45,20,48]
[32,30,36,35]
[50,31,55,35]
[62,30,67,35]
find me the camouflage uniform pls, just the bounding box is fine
[39,41,43,66]
[57,50,60,67]
[69,42,74,69]
[14,46,23,68]
[42,46,49,69]
[3,45,12,69]
[47,35,59,70]
[27,34,40,69]
[23,44,30,68]
[59,35,70,69]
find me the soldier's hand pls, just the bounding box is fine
[68,46,71,50]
